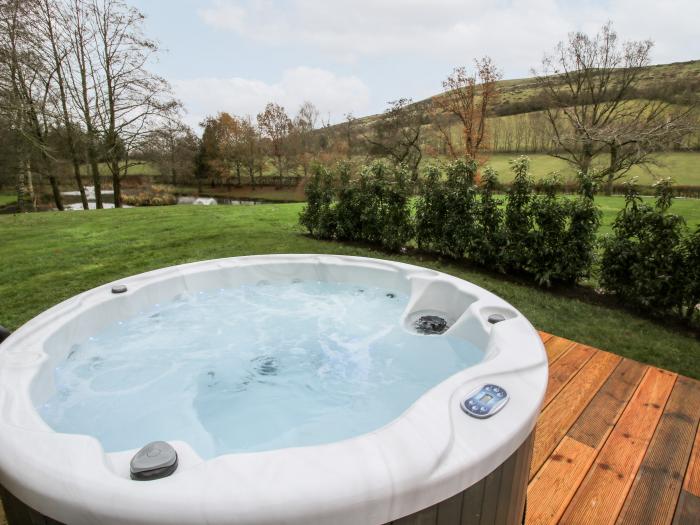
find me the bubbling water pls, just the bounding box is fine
[39,280,483,459]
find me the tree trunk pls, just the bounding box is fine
[606,145,618,196]
[249,162,256,189]
[17,159,36,212]
[111,160,122,208]
[49,179,64,210]
[88,152,103,208]
[48,172,64,211]
[76,23,103,209]
[71,160,89,209]
[581,147,593,175]
[43,0,88,210]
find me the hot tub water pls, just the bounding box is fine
[39,280,483,459]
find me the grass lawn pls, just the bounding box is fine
[78,161,160,177]
[485,151,700,186]
[0,193,15,207]
[584,195,700,235]
[1,204,698,380]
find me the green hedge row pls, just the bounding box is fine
[601,180,700,322]
[300,157,699,323]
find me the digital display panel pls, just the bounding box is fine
[480,393,493,404]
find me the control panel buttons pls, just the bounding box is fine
[460,384,509,419]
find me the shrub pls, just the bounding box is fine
[560,171,601,283]
[442,159,480,259]
[600,179,693,320]
[504,156,534,272]
[299,164,335,239]
[472,166,506,269]
[525,172,601,286]
[683,228,700,322]
[379,164,413,251]
[356,163,386,244]
[334,162,364,242]
[414,165,446,253]
[414,159,479,258]
[528,174,569,285]
[122,189,176,207]
[335,161,413,251]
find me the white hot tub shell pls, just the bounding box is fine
[0,255,548,525]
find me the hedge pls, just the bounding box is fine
[300,158,699,324]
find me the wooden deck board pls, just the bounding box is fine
[1,332,698,525]
[529,333,699,525]
[559,366,676,524]
[616,376,700,524]
[684,412,700,498]
[530,349,621,478]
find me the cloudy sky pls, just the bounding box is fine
[131,0,700,129]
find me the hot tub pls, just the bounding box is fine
[0,255,547,525]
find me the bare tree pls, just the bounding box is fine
[364,98,425,179]
[37,0,89,208]
[292,101,319,178]
[89,0,179,207]
[534,22,697,194]
[0,0,64,210]
[64,0,105,207]
[433,57,502,160]
[145,119,198,186]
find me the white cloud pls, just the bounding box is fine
[173,67,370,129]
[198,0,700,73]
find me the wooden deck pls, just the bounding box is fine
[1,332,699,525]
[528,332,700,525]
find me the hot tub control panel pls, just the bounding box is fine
[461,384,508,418]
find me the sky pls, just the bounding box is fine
[131,0,700,130]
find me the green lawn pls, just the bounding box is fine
[79,161,160,177]
[485,152,700,186]
[0,193,15,207]
[584,195,700,235]
[1,204,698,379]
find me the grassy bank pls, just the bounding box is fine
[1,204,698,379]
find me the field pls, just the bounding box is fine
[485,151,700,186]
[595,195,700,234]
[78,162,160,177]
[1,203,698,379]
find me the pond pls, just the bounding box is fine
[60,187,264,210]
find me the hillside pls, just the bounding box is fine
[345,59,700,130]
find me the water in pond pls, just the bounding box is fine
[39,281,483,458]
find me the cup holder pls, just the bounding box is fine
[481,307,518,326]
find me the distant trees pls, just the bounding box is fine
[535,23,697,194]
[364,98,425,180]
[144,121,198,186]
[193,101,324,189]
[89,0,179,207]
[0,0,178,210]
[433,57,502,160]
[0,0,64,210]
[257,103,293,178]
